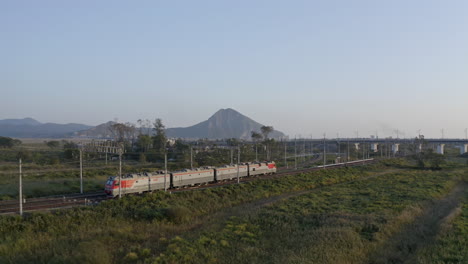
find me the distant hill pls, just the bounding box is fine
[0,118,92,138]
[71,121,116,138]
[166,108,285,139]
[0,109,285,139]
[0,118,42,126]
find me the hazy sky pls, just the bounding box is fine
[2,0,468,138]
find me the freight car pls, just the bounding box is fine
[104,161,277,198]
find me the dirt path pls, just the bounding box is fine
[186,168,403,237]
[368,182,468,264]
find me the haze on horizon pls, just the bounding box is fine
[2,1,468,139]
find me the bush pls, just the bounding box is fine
[165,206,191,223]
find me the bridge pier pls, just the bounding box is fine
[436,144,445,155]
[354,143,360,150]
[391,144,400,155]
[370,143,378,152]
[459,144,468,155]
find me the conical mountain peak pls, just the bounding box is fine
[166,109,285,139]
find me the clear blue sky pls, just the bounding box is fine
[2,0,468,138]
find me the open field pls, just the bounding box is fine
[0,159,466,263]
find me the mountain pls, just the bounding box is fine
[166,108,285,139]
[71,121,116,138]
[0,118,92,138]
[0,109,285,139]
[0,118,42,126]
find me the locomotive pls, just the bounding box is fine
[104,161,277,198]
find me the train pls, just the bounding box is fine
[104,161,277,198]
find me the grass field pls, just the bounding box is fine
[0,159,466,263]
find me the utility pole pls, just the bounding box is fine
[337,133,340,160]
[465,128,467,140]
[164,151,168,191]
[362,142,365,160]
[347,139,350,162]
[310,135,313,159]
[79,147,83,194]
[19,158,23,216]
[118,148,122,199]
[284,142,287,168]
[323,134,326,167]
[230,148,233,164]
[190,147,193,170]
[237,146,240,184]
[105,152,108,165]
[294,137,297,170]
[303,138,306,163]
[255,143,258,162]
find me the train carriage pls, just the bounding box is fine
[172,167,215,187]
[248,161,276,176]
[105,160,279,198]
[147,171,171,191]
[105,171,170,197]
[215,164,248,181]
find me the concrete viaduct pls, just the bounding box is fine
[290,138,468,155]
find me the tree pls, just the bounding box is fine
[152,118,167,154]
[260,126,273,140]
[226,138,240,147]
[0,137,21,148]
[63,140,79,159]
[136,134,152,152]
[46,140,60,149]
[108,122,136,150]
[260,126,274,160]
[251,131,263,161]
[16,149,31,161]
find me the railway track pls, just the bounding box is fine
[0,192,107,215]
[0,159,375,215]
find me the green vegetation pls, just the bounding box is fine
[0,164,385,263]
[416,191,468,263]
[0,137,22,149]
[152,168,465,264]
[0,159,466,263]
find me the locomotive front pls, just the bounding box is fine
[104,176,117,197]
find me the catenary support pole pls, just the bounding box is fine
[119,150,122,199]
[294,137,297,170]
[284,142,287,168]
[347,139,350,162]
[190,147,193,170]
[323,134,326,167]
[230,148,233,165]
[237,146,240,184]
[19,158,23,216]
[79,148,83,194]
[164,152,168,191]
